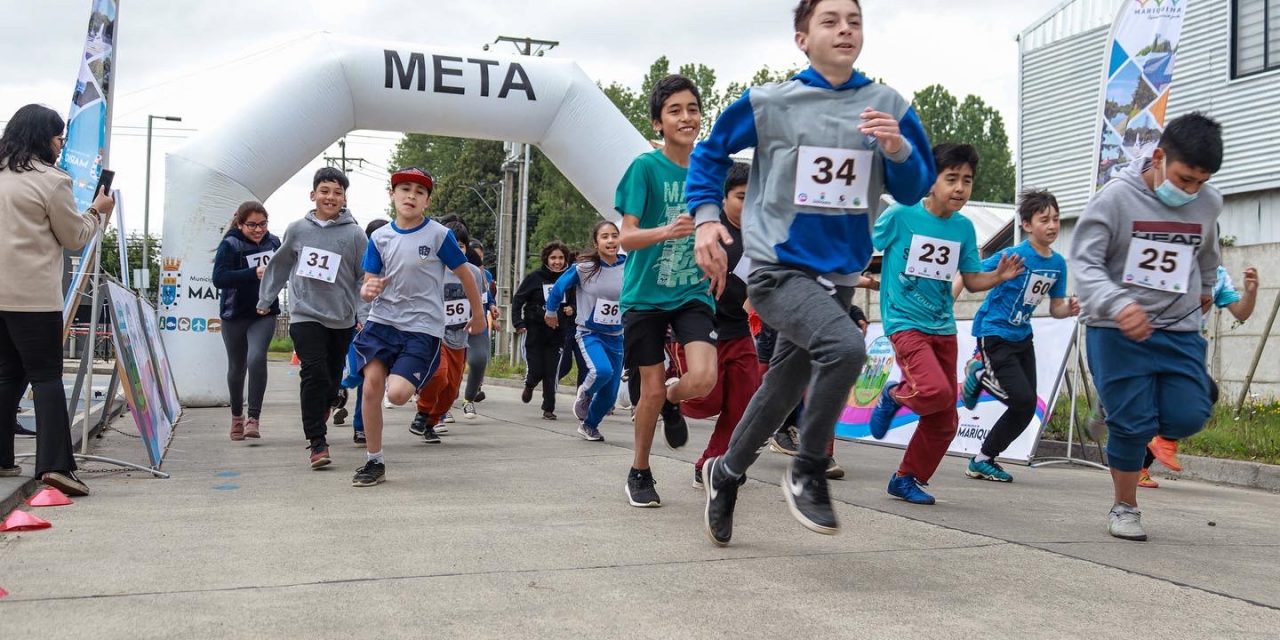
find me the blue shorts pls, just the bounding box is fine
[352,321,442,391]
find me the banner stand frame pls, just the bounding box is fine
[1031,323,1108,471]
[16,271,171,480]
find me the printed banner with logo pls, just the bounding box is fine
[1091,0,1190,192]
[106,282,177,469]
[836,318,1077,463]
[61,0,119,331]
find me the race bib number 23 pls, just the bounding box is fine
[905,235,961,282]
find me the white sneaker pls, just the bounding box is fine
[1108,503,1147,541]
[434,422,449,434]
[463,402,477,420]
[443,411,455,424]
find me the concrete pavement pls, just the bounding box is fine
[1,362,1277,639]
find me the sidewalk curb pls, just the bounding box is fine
[1035,439,1280,493]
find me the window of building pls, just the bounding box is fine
[1234,0,1280,77]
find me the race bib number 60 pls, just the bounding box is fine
[1022,273,1057,307]
[295,247,341,283]
[593,299,621,326]
[905,235,961,282]
[794,146,873,209]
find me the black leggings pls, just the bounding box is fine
[222,315,275,419]
[978,336,1038,459]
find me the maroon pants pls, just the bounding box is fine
[671,336,762,471]
[889,330,959,482]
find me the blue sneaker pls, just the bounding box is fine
[966,457,1013,482]
[887,473,936,505]
[961,357,984,411]
[868,383,901,440]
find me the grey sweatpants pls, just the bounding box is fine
[222,315,275,419]
[723,266,865,474]
[463,331,490,402]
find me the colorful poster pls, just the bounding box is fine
[106,282,173,468]
[138,299,181,425]
[836,318,1077,464]
[1091,0,1190,191]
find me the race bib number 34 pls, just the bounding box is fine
[794,146,873,209]
[1123,237,1193,293]
[295,247,341,283]
[593,299,621,326]
[905,235,961,282]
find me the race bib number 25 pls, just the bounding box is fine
[1123,238,1193,293]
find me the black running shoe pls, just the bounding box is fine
[353,430,366,447]
[768,427,799,456]
[14,422,36,438]
[625,467,661,507]
[703,456,743,546]
[409,412,429,436]
[332,389,349,425]
[521,386,534,404]
[475,390,486,403]
[783,456,839,535]
[660,401,688,450]
[352,460,385,487]
[422,425,442,444]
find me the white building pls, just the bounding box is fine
[1019,0,1280,246]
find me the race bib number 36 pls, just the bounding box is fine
[444,299,471,326]
[794,146,873,209]
[905,235,961,282]
[296,247,341,283]
[593,299,621,326]
[1123,237,1193,293]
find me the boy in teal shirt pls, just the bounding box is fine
[617,74,718,509]
[867,143,1022,505]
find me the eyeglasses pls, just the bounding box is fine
[242,222,268,230]
[55,136,66,145]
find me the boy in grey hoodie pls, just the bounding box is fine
[1070,113,1224,542]
[258,168,367,469]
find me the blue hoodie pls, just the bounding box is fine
[212,227,282,321]
[687,67,934,285]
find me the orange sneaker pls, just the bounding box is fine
[1148,436,1183,472]
[1138,469,1159,488]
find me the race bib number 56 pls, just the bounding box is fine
[445,299,471,326]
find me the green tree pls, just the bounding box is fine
[387,134,506,251]
[912,84,1015,203]
[99,230,160,285]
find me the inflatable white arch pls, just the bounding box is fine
[159,33,649,406]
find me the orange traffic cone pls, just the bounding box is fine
[0,510,51,532]
[0,586,8,598]
[27,487,74,507]
[290,351,300,365]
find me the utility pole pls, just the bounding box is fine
[486,35,559,362]
[323,137,366,173]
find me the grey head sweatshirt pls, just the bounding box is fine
[1070,157,1221,333]
[257,209,368,329]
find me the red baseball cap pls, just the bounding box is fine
[391,167,434,193]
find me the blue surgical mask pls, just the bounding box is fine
[1154,159,1199,208]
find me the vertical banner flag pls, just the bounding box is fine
[836,318,1077,464]
[1091,0,1190,191]
[61,0,119,330]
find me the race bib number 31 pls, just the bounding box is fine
[295,247,341,283]
[794,146,873,209]
[593,299,621,326]
[1123,237,1193,293]
[905,235,961,282]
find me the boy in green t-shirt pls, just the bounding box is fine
[616,75,718,508]
[867,143,1022,505]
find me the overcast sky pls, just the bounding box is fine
[0,0,1064,238]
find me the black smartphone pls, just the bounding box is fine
[96,169,115,197]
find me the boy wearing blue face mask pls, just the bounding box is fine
[1071,112,1224,543]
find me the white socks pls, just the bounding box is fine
[368,450,385,464]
